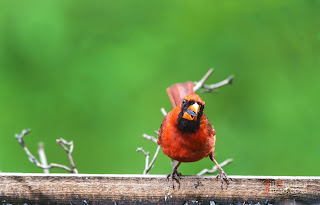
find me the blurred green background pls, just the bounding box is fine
[0,1,319,176]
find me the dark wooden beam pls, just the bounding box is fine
[0,173,319,204]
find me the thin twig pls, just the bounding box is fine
[15,129,31,147]
[193,68,233,93]
[15,129,78,174]
[137,145,161,175]
[144,145,161,174]
[201,75,234,93]
[137,107,166,174]
[197,158,233,176]
[38,142,49,174]
[56,138,78,174]
[137,134,161,174]
[142,134,158,144]
[193,68,214,92]
[140,107,166,174]
[136,147,150,172]
[161,108,167,116]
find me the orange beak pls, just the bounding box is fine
[182,102,200,121]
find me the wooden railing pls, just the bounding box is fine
[0,173,319,204]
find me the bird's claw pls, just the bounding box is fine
[216,170,230,189]
[167,169,181,190]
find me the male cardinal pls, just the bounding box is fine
[157,81,228,187]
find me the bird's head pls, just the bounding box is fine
[177,94,205,133]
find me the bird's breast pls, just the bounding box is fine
[160,124,216,162]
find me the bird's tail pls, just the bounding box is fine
[166,81,194,108]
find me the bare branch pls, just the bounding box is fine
[15,129,42,169]
[193,68,233,93]
[144,145,161,174]
[136,145,161,175]
[136,147,150,172]
[43,163,73,172]
[197,158,233,176]
[201,75,234,93]
[38,142,49,174]
[15,129,78,174]
[142,134,157,144]
[160,108,167,116]
[56,138,78,174]
[137,106,166,174]
[193,68,214,92]
[138,132,161,175]
[15,129,31,147]
[136,147,149,157]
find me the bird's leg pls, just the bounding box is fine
[167,161,182,189]
[171,159,182,176]
[209,152,230,189]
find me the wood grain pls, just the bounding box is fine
[0,173,319,204]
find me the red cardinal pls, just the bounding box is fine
[157,82,228,187]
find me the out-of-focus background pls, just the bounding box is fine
[0,1,319,176]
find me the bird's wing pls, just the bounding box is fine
[166,81,194,108]
[157,115,166,145]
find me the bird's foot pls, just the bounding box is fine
[216,169,231,189]
[167,169,182,190]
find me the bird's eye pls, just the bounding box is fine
[182,100,186,106]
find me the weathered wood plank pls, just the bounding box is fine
[0,173,319,204]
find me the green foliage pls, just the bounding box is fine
[0,1,319,176]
